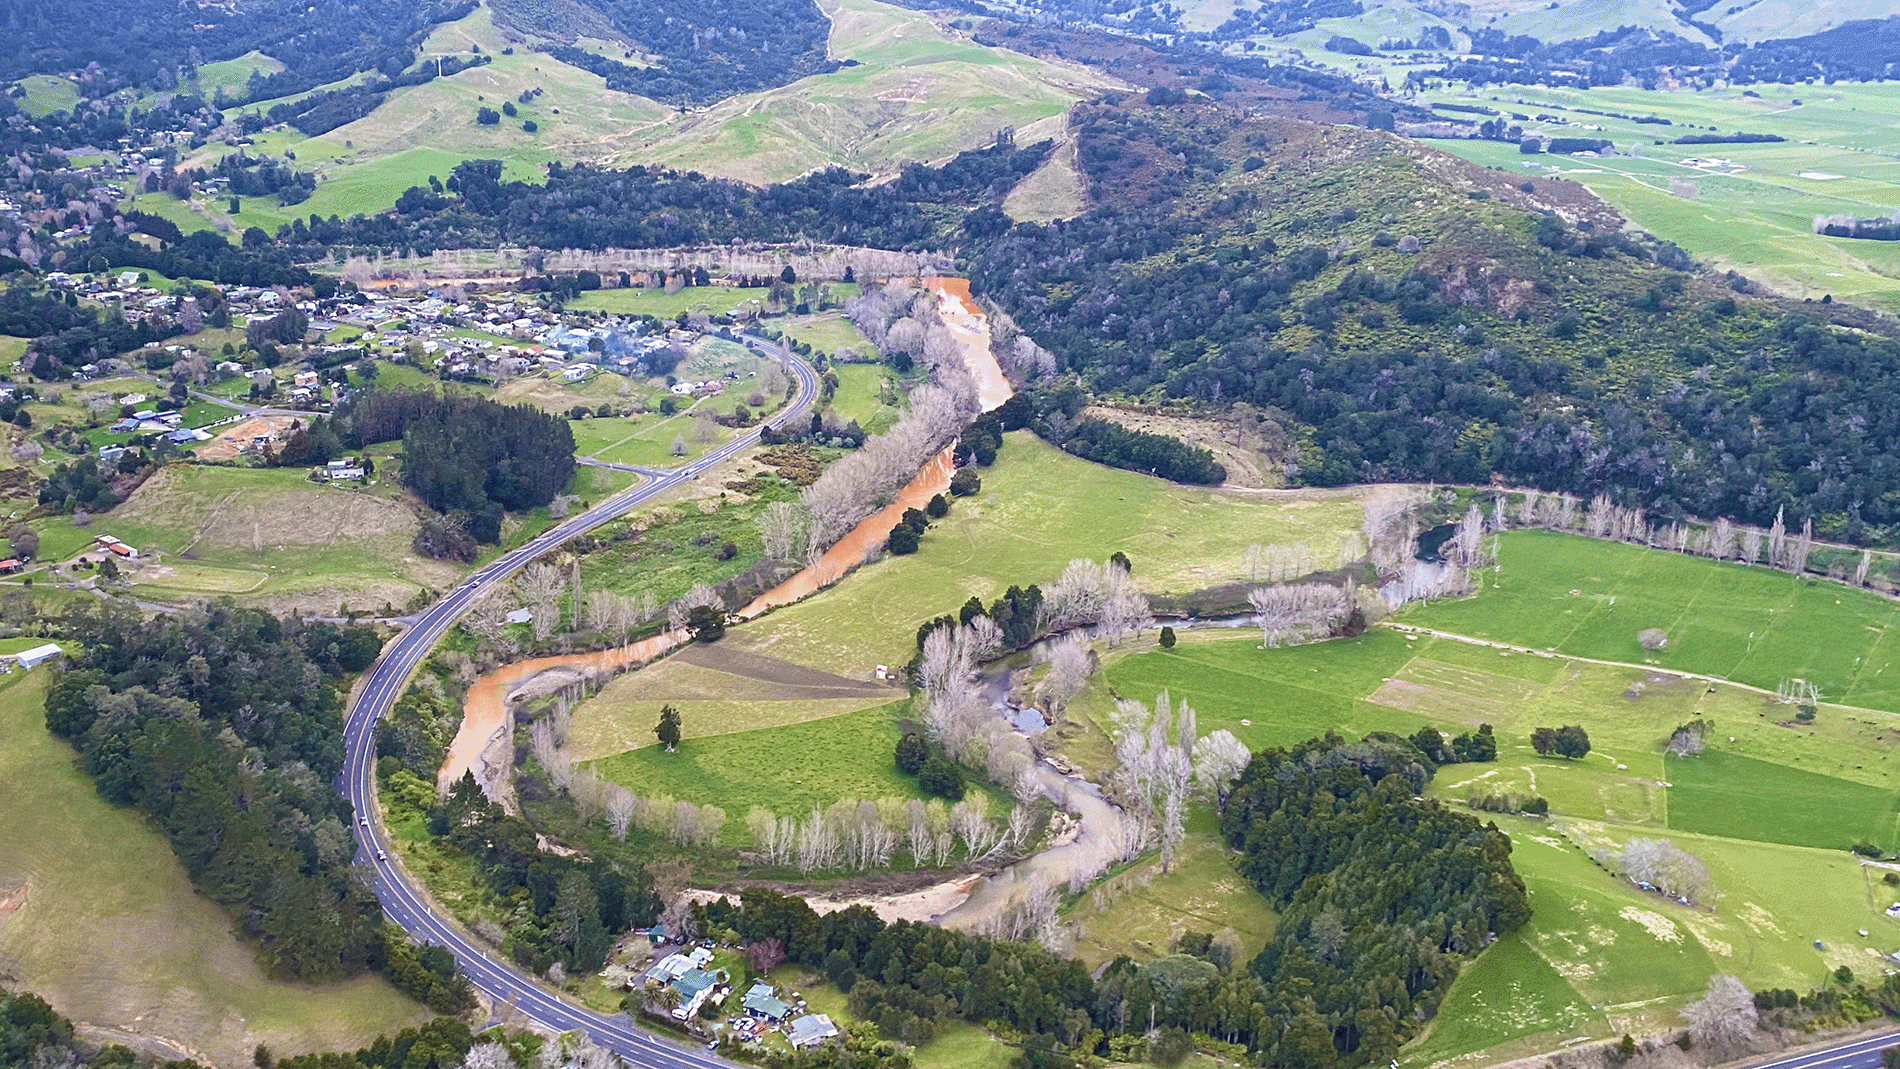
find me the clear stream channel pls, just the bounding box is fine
[436,278,1129,927]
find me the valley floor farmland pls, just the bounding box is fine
[1418,82,1900,310]
[722,430,1369,673]
[1074,531,1900,1066]
[0,669,429,1068]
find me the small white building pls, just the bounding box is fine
[15,643,65,670]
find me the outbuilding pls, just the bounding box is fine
[15,643,64,670]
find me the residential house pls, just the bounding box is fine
[324,459,366,481]
[787,1015,839,1049]
[740,982,790,1024]
[669,968,719,1020]
[562,365,592,382]
[0,559,21,575]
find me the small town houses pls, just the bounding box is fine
[628,941,839,1050]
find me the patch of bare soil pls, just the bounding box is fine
[196,415,303,462]
[668,644,892,695]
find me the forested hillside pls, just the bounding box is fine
[39,600,472,1003]
[971,96,1900,544]
[0,0,475,95]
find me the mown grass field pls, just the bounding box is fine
[1403,530,1900,715]
[728,431,1368,672]
[586,700,924,843]
[1418,82,1900,309]
[0,671,429,1069]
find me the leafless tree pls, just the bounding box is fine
[1768,507,1787,568]
[606,784,637,840]
[1707,517,1736,561]
[1620,838,1714,901]
[1741,528,1763,566]
[1248,582,1352,647]
[518,561,566,641]
[1683,975,1758,1051]
[1638,628,1668,651]
[1856,549,1873,587]
[461,1042,514,1069]
[1042,632,1093,721]
[1192,729,1251,812]
[666,582,722,633]
[1788,517,1814,575]
[1447,504,1492,568]
[1667,726,1706,758]
[670,434,686,457]
[758,501,806,562]
[1776,677,1822,708]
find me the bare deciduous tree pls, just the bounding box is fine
[1620,838,1714,901]
[1683,975,1758,1051]
[1192,729,1251,812]
[758,501,806,562]
[1638,628,1668,651]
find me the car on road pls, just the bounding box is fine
[376,850,387,861]
[360,816,369,826]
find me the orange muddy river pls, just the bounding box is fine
[439,278,1012,793]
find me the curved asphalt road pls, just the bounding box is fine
[340,335,815,1062]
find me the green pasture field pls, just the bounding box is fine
[1101,627,1900,835]
[0,671,430,1069]
[587,700,925,843]
[727,431,1367,672]
[16,75,80,117]
[1402,530,1900,715]
[607,0,1114,186]
[1403,931,1599,1069]
[1666,749,1900,852]
[825,363,905,434]
[569,287,777,320]
[1417,82,1900,309]
[190,51,287,98]
[1064,831,1280,971]
[133,5,666,237]
[779,313,874,357]
[573,476,800,606]
[97,462,465,612]
[494,368,658,416]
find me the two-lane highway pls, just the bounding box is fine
[340,335,815,1063]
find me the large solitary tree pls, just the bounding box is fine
[654,704,683,752]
